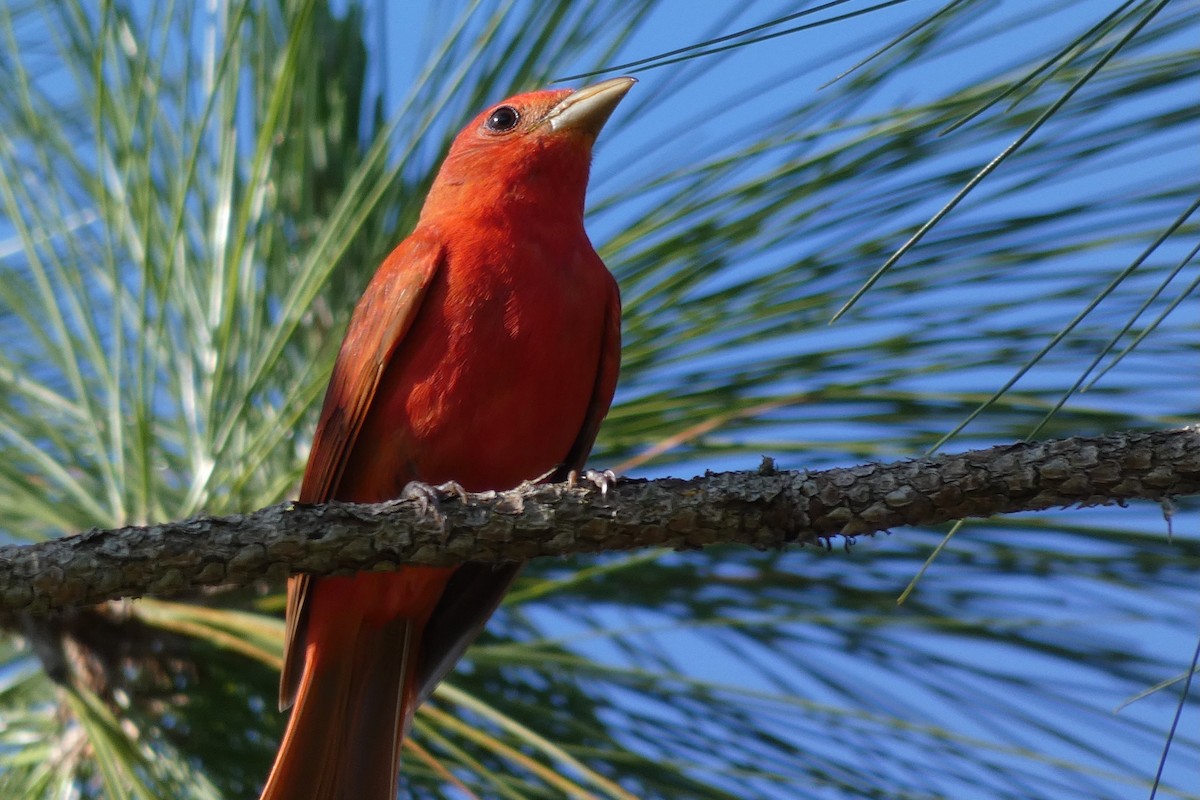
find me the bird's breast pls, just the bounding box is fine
[347,226,612,496]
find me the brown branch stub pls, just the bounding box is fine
[1,427,1197,615]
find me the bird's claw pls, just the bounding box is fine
[434,480,470,504]
[568,468,618,497]
[400,480,470,528]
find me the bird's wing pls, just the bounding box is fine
[280,232,444,708]
[553,273,622,482]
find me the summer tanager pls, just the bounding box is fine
[259,77,633,799]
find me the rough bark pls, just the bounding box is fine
[1,427,1196,616]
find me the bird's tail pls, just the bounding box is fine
[260,572,443,800]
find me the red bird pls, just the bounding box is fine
[259,77,633,799]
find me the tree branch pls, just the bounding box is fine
[2,427,1197,615]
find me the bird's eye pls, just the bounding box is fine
[485,106,520,132]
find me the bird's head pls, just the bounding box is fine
[422,77,635,222]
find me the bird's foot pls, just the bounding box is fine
[400,480,470,528]
[567,468,618,497]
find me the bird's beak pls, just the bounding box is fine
[545,76,637,136]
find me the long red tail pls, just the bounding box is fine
[260,569,451,800]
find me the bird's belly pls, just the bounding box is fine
[342,259,607,498]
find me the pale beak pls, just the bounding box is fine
[545,76,637,136]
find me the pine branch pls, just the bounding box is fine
[2,427,1196,616]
